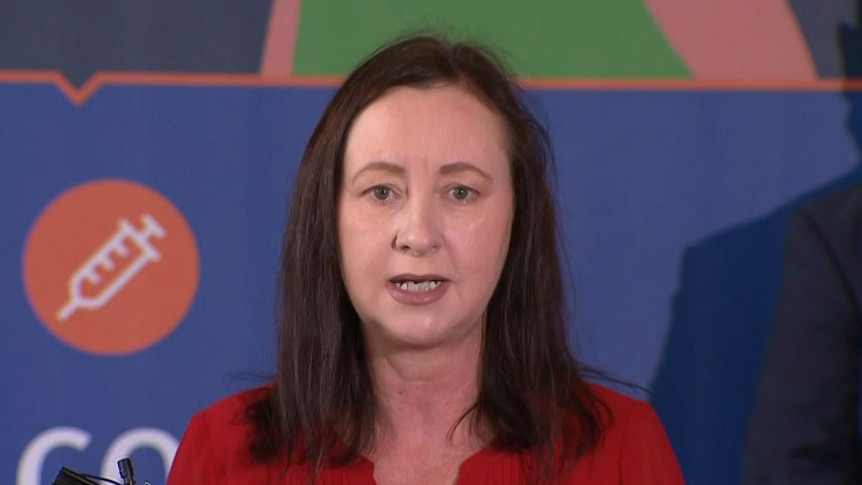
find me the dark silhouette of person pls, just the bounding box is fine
[651,1,862,484]
[742,2,862,483]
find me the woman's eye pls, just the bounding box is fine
[371,186,392,201]
[450,186,474,201]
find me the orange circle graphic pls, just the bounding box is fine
[22,179,200,355]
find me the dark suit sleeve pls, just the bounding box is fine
[743,207,862,485]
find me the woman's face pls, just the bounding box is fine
[338,84,514,353]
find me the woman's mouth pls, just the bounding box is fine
[392,280,443,292]
[387,276,449,304]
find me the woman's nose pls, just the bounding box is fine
[393,195,442,256]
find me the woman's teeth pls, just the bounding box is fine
[396,280,442,292]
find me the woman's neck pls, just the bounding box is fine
[365,328,486,456]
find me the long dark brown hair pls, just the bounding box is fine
[248,34,609,482]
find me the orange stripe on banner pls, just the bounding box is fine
[0,71,342,104]
[1,71,862,105]
[523,78,862,91]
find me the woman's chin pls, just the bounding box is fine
[367,319,476,353]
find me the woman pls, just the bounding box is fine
[167,35,685,485]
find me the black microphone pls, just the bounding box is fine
[52,468,100,485]
[52,457,142,485]
[118,458,137,485]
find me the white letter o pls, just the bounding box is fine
[17,427,91,485]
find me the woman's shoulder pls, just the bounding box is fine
[586,382,650,417]
[177,385,273,461]
[584,381,668,441]
[572,382,685,484]
[195,385,272,425]
[167,386,276,485]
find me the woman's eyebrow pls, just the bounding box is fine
[350,161,405,183]
[439,161,491,180]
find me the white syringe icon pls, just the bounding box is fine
[56,214,167,321]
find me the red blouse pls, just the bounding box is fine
[167,384,685,484]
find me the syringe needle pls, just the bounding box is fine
[57,299,79,321]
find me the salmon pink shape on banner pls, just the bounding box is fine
[644,0,818,81]
[260,0,302,77]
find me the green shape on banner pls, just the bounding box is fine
[293,0,690,79]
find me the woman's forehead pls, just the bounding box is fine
[343,85,509,174]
